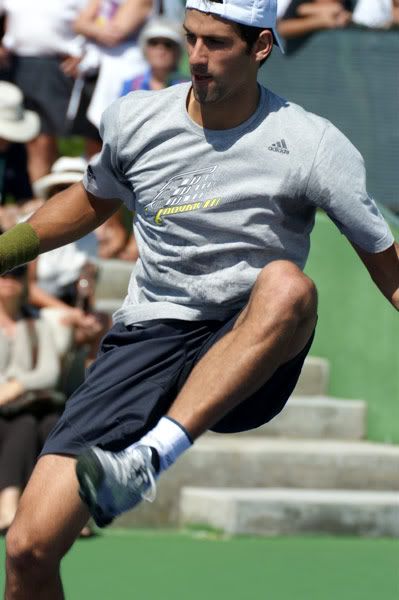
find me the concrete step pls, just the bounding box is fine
[94,258,132,302]
[293,356,330,396]
[179,487,399,538]
[115,437,399,528]
[207,396,367,440]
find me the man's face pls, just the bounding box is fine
[184,9,259,105]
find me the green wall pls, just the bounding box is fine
[305,214,399,443]
[261,28,399,213]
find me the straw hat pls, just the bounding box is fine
[0,82,40,143]
[33,156,88,200]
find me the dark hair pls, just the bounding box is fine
[236,23,273,67]
[205,0,272,67]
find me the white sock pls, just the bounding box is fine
[132,417,193,473]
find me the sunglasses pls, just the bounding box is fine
[147,38,178,50]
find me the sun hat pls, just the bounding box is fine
[139,17,185,51]
[33,156,88,200]
[185,0,284,51]
[0,82,40,143]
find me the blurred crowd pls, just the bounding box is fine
[277,0,399,52]
[0,0,397,534]
[0,0,187,536]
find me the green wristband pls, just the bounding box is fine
[0,223,40,274]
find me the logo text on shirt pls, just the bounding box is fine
[145,166,220,224]
[268,139,290,155]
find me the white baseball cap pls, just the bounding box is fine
[0,82,40,143]
[186,0,284,51]
[33,157,88,200]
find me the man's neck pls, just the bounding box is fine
[186,83,261,130]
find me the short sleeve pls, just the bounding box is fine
[82,100,135,209]
[306,123,394,253]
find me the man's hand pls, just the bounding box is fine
[0,380,25,407]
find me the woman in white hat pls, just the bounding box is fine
[0,82,39,206]
[120,16,188,95]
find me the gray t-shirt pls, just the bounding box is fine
[83,82,394,325]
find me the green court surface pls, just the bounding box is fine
[1,530,398,599]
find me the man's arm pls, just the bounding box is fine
[352,241,399,310]
[0,182,122,273]
[28,182,122,252]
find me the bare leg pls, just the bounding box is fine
[5,454,90,600]
[74,261,318,526]
[167,260,318,438]
[26,135,58,182]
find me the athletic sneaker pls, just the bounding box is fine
[76,445,157,528]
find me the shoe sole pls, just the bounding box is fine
[76,450,114,528]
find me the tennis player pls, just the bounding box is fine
[3,0,398,597]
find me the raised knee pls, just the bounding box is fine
[6,523,57,579]
[256,261,317,319]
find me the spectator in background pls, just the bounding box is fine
[394,0,399,25]
[0,11,12,81]
[95,210,139,260]
[0,82,39,207]
[161,0,185,21]
[120,17,187,95]
[74,0,154,129]
[0,0,87,182]
[0,263,94,536]
[352,0,395,28]
[277,0,352,52]
[0,264,62,533]
[30,158,108,364]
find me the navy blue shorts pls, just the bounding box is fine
[42,315,315,456]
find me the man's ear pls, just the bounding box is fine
[253,29,273,64]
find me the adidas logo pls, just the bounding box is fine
[268,139,290,155]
